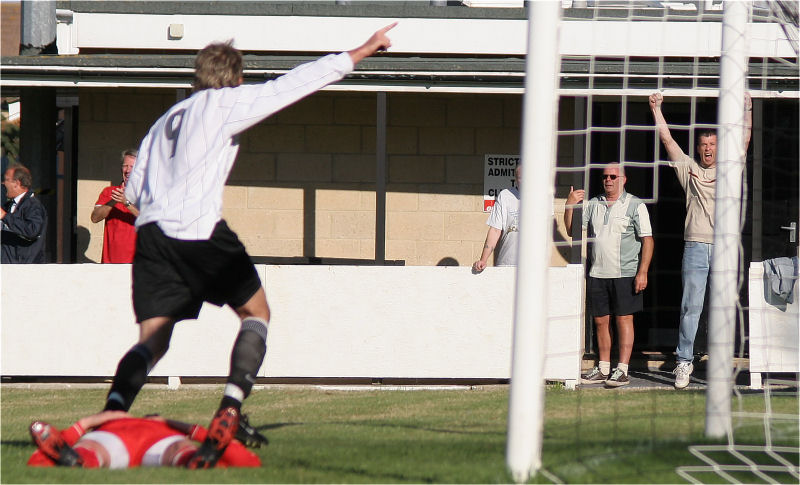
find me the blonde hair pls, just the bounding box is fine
[193,40,243,93]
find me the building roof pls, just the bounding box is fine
[1,2,797,96]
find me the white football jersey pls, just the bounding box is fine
[126,52,354,240]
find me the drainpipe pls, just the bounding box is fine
[20,0,57,55]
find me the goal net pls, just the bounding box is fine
[508,0,799,482]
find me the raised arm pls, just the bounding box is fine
[221,23,398,139]
[563,185,585,235]
[649,92,686,162]
[743,92,752,152]
[348,22,397,65]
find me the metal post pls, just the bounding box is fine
[506,2,562,482]
[375,92,387,265]
[20,87,57,262]
[706,0,749,439]
[751,99,763,262]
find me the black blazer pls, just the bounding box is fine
[1,191,47,263]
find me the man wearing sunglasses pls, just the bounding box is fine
[649,92,752,389]
[564,163,654,388]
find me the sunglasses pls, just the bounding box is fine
[601,174,620,180]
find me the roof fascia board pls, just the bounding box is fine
[66,13,795,58]
[59,2,776,22]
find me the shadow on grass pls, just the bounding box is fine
[337,419,505,436]
[282,456,444,484]
[2,440,33,449]
[261,421,302,431]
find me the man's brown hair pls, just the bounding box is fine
[695,129,717,144]
[8,164,33,189]
[193,40,243,93]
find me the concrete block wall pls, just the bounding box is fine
[77,88,176,261]
[77,88,571,266]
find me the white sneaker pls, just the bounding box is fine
[673,362,694,389]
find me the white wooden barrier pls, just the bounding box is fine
[747,262,800,389]
[1,264,584,386]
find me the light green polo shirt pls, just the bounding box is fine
[582,191,653,278]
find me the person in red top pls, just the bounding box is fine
[91,149,139,263]
[28,410,261,469]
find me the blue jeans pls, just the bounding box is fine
[676,241,713,363]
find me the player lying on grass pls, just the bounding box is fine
[28,410,265,468]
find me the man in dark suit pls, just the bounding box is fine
[1,164,47,263]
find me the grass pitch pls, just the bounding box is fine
[1,384,797,483]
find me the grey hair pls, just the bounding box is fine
[121,148,138,162]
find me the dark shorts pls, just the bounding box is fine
[132,221,262,322]
[587,276,642,317]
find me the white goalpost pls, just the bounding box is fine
[505,1,561,482]
[706,0,750,440]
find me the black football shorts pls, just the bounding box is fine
[132,220,262,322]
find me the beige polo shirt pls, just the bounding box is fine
[670,153,716,243]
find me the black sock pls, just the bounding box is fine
[220,318,268,411]
[104,344,153,411]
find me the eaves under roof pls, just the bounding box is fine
[2,54,797,95]
[2,2,797,95]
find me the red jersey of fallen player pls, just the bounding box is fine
[28,417,260,468]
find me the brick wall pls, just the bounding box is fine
[1,2,20,57]
[77,88,569,266]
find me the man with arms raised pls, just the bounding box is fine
[649,92,751,389]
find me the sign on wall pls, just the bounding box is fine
[483,154,520,212]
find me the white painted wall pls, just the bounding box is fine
[0,264,584,383]
[747,262,800,389]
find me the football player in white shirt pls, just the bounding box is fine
[101,23,396,469]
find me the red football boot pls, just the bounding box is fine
[29,421,83,467]
[186,407,240,469]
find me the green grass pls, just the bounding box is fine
[1,385,797,483]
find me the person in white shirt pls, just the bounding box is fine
[100,23,396,469]
[473,165,521,272]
